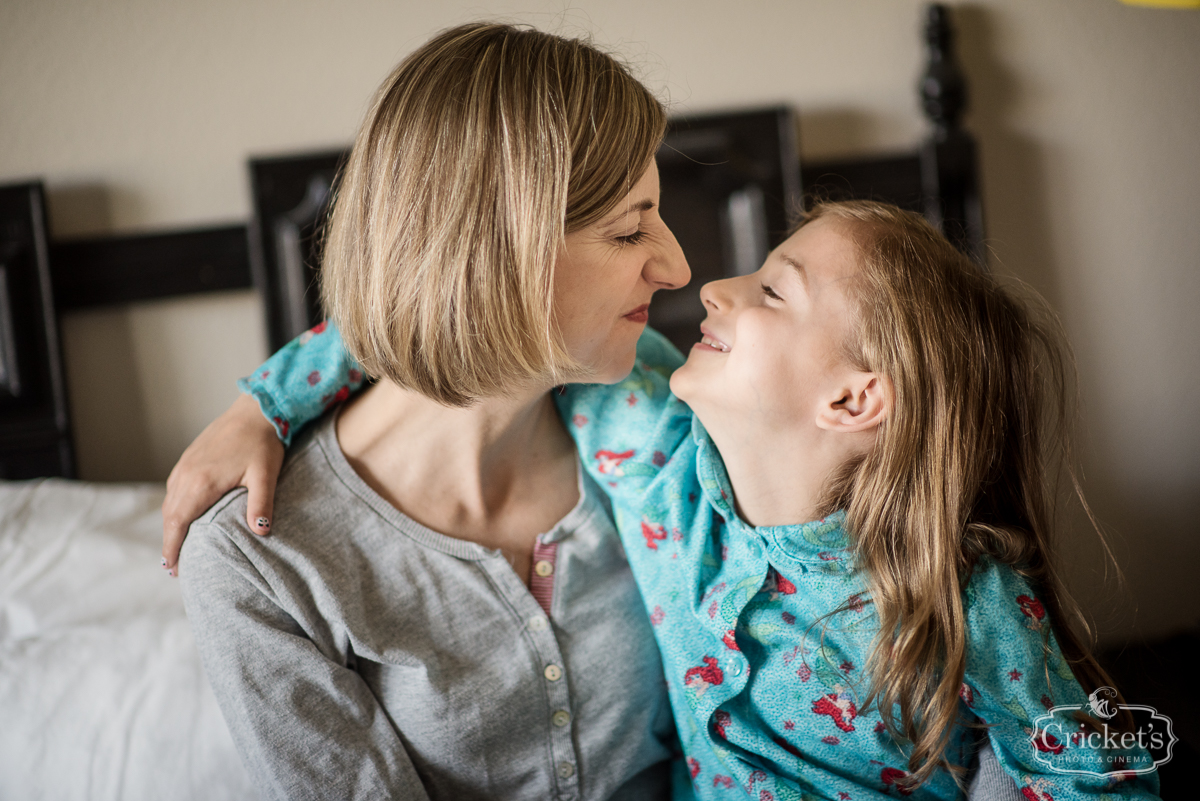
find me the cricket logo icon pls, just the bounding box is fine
[1086,686,1119,721]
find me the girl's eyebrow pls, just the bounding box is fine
[780,254,809,289]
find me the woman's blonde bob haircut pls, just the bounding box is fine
[320,22,668,406]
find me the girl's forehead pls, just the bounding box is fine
[778,217,861,282]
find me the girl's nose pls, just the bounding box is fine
[700,275,739,312]
[646,225,690,290]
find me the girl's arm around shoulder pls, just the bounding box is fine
[179,496,430,801]
[960,559,1161,800]
[239,320,367,446]
[554,327,694,500]
[162,321,365,573]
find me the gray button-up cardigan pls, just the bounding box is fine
[181,414,677,801]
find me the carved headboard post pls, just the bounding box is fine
[249,152,347,351]
[919,3,986,265]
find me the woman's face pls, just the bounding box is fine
[553,161,690,383]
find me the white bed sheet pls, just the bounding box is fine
[0,478,253,801]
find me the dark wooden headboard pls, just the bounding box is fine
[0,183,73,478]
[0,2,980,480]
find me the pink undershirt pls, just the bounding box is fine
[529,539,558,616]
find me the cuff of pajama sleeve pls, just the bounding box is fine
[235,379,294,447]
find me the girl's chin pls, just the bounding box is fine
[667,362,698,401]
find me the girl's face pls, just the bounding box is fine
[669,216,862,428]
[554,161,690,383]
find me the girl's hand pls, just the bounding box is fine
[161,393,284,576]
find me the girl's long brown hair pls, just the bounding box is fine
[808,201,1123,788]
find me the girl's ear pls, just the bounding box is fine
[816,373,890,433]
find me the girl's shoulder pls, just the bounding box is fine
[635,325,687,374]
[556,327,691,442]
[556,328,695,501]
[961,556,1047,631]
[960,556,1074,691]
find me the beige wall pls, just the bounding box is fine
[2,0,1197,645]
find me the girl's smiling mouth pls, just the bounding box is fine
[696,327,730,352]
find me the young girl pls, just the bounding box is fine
[186,201,1160,799]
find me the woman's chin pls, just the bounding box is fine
[587,349,639,385]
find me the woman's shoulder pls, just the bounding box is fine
[181,418,364,573]
[193,413,330,515]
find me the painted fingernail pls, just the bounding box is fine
[161,557,168,568]
[255,517,270,530]
[168,568,176,578]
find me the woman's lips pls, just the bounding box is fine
[622,304,650,323]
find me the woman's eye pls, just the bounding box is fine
[761,283,782,300]
[616,230,646,246]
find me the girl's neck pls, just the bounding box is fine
[335,379,579,557]
[702,415,863,529]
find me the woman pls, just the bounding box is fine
[178,22,688,800]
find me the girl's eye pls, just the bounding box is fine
[761,283,782,300]
[616,230,646,246]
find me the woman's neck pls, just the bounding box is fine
[336,379,579,558]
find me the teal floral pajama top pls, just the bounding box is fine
[239,322,1160,801]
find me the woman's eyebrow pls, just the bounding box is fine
[602,199,656,227]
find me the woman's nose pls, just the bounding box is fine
[646,225,690,290]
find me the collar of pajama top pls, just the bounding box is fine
[609,412,971,801]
